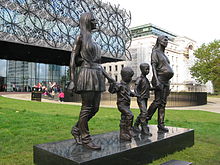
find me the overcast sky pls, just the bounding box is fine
[103,0,220,46]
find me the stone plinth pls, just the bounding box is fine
[33,125,194,165]
[161,160,192,165]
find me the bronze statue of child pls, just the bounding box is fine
[133,63,153,136]
[109,67,136,141]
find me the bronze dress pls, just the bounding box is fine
[75,40,105,93]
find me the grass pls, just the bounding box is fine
[0,96,220,165]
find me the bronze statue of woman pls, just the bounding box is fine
[146,35,174,132]
[69,12,114,150]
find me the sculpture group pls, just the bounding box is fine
[69,12,174,150]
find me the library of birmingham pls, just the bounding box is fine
[0,0,212,93]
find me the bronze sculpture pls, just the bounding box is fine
[133,63,153,135]
[146,36,174,133]
[69,12,114,150]
[109,67,136,141]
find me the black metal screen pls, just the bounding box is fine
[166,92,207,107]
[0,0,132,60]
[65,92,208,107]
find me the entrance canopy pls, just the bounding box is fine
[0,40,121,66]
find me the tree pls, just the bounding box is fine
[190,40,220,93]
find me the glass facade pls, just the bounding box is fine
[0,59,68,92]
[0,0,131,61]
[130,24,176,40]
[0,1,132,93]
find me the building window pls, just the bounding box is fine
[121,64,124,69]
[0,59,68,92]
[188,45,193,50]
[109,66,112,72]
[115,75,118,82]
[115,65,118,71]
[104,66,106,70]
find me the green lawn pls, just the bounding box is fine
[0,96,220,165]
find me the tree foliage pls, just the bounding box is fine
[190,40,220,92]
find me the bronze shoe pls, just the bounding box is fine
[141,125,152,136]
[133,125,141,133]
[120,132,132,141]
[158,125,169,133]
[71,127,82,144]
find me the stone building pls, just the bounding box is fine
[102,23,213,93]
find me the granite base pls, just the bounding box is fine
[33,125,194,165]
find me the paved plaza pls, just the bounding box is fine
[168,97,220,113]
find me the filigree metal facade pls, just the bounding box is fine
[0,0,132,60]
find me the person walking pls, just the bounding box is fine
[69,12,114,150]
[146,36,174,132]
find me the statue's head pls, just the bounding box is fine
[155,35,169,49]
[140,63,150,76]
[121,67,134,83]
[79,12,97,32]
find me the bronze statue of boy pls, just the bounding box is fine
[109,67,136,141]
[133,63,153,136]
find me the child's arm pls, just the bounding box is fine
[134,77,141,97]
[101,66,115,83]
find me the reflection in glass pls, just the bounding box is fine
[0,60,7,77]
[0,59,68,92]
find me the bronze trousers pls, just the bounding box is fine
[74,91,101,144]
[147,84,170,126]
